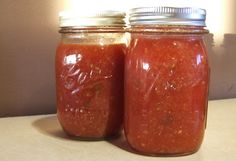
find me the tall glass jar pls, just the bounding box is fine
[125,7,209,155]
[56,11,126,140]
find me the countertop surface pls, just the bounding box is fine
[0,99,236,161]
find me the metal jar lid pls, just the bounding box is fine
[59,10,126,27]
[129,7,206,26]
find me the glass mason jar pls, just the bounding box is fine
[124,7,209,156]
[56,11,126,140]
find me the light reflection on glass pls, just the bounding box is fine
[142,62,150,71]
[196,54,202,66]
[65,54,82,64]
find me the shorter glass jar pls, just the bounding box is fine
[125,7,209,156]
[56,11,126,140]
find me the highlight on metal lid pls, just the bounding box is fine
[59,10,126,27]
[129,7,206,26]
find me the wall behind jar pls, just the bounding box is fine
[0,0,235,117]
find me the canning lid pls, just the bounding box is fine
[129,7,206,26]
[59,10,126,27]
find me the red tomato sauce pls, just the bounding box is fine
[56,43,125,139]
[125,34,209,155]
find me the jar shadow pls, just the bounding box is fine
[106,132,140,155]
[32,115,70,140]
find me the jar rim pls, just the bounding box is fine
[59,26,126,33]
[127,25,209,34]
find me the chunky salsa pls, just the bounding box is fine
[56,43,125,139]
[124,34,209,155]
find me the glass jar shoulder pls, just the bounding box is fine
[128,33,208,58]
[126,33,209,89]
